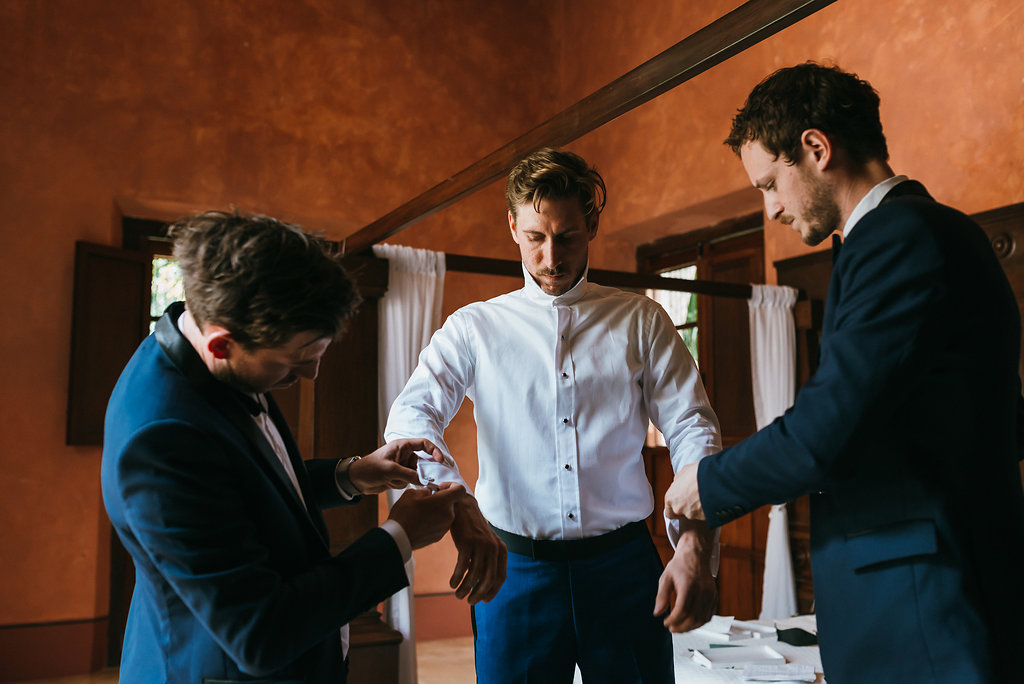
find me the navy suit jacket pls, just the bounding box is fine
[101,302,408,683]
[698,182,1024,683]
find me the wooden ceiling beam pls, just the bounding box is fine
[343,0,836,254]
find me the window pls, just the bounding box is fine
[150,256,183,332]
[647,264,699,364]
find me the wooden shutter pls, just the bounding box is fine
[67,242,150,445]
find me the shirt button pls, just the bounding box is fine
[561,372,568,379]
[564,464,571,470]
[562,417,569,424]
[567,512,575,520]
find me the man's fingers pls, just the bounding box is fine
[426,442,444,463]
[387,464,420,485]
[477,547,507,603]
[664,574,688,629]
[407,439,443,463]
[653,573,671,617]
[663,580,715,633]
[452,538,506,604]
[449,550,470,590]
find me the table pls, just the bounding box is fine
[672,615,824,683]
[569,615,824,683]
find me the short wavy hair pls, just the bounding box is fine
[168,210,360,349]
[724,62,888,166]
[505,147,606,223]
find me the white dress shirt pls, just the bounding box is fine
[842,175,909,238]
[385,265,721,541]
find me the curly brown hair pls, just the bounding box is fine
[168,210,360,349]
[505,147,606,223]
[724,62,888,166]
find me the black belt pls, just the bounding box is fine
[490,520,649,561]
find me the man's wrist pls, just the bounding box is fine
[334,455,363,499]
[379,519,412,563]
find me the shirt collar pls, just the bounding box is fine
[842,175,908,238]
[521,262,590,306]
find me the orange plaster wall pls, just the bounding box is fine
[2,0,1022,662]
[553,0,1024,279]
[0,0,561,638]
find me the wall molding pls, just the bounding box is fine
[0,617,108,681]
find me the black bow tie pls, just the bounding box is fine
[831,233,843,265]
[236,391,266,416]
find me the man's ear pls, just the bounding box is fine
[207,329,233,359]
[801,128,833,171]
[587,214,600,242]
[508,210,519,244]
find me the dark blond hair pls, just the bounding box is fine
[506,148,606,223]
[168,210,360,349]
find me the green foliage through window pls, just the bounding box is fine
[648,265,699,364]
[150,257,183,332]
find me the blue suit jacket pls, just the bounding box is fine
[698,182,1024,683]
[101,303,408,683]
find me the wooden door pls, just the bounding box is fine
[638,222,767,619]
[701,232,768,619]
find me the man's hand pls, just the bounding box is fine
[348,438,444,495]
[653,519,717,632]
[664,461,705,521]
[387,482,464,549]
[448,497,507,605]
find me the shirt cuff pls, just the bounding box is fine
[379,518,412,563]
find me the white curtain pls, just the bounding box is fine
[373,243,446,684]
[748,284,799,620]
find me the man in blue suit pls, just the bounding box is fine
[102,210,468,683]
[663,63,1024,683]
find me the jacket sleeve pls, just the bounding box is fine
[110,419,409,677]
[698,206,949,527]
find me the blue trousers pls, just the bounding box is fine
[472,532,674,684]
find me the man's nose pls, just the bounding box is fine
[765,197,783,222]
[541,239,560,268]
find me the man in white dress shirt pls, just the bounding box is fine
[385,148,722,683]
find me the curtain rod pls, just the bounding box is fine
[445,253,752,299]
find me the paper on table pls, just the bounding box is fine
[695,616,776,642]
[741,663,816,681]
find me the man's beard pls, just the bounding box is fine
[800,171,842,246]
[211,364,294,395]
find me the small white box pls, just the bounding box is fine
[691,644,786,669]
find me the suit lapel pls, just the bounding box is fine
[154,303,328,547]
[825,179,935,335]
[264,393,330,542]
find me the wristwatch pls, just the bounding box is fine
[334,455,362,499]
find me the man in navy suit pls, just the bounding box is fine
[102,210,468,683]
[663,63,1024,683]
